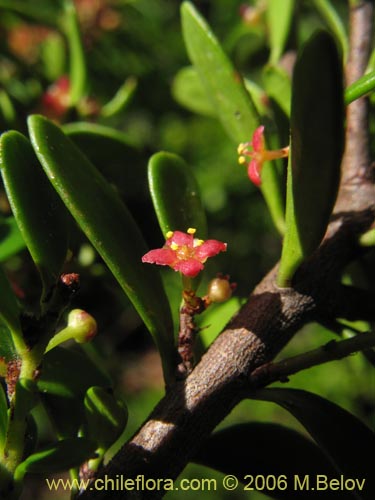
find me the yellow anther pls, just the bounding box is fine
[238,156,246,165]
[187,227,196,235]
[171,242,179,250]
[166,231,174,239]
[193,239,204,247]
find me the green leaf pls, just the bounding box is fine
[0,131,68,295]
[172,66,216,117]
[84,386,128,450]
[28,115,175,383]
[0,324,16,364]
[345,71,375,104]
[181,2,285,235]
[38,346,111,437]
[40,32,66,82]
[278,31,344,286]
[0,264,21,336]
[148,152,207,237]
[38,347,111,399]
[0,383,8,452]
[197,297,240,349]
[62,0,87,106]
[100,76,137,118]
[14,438,97,481]
[262,64,291,117]
[173,67,268,119]
[0,90,16,125]
[312,0,348,61]
[254,388,375,500]
[194,423,346,500]
[63,122,144,199]
[266,0,295,64]
[181,2,258,142]
[0,216,26,262]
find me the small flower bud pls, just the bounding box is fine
[207,277,233,303]
[45,309,98,353]
[67,309,98,343]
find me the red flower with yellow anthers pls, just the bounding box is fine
[142,228,227,278]
[238,125,289,186]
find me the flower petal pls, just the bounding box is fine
[251,125,265,152]
[248,159,262,186]
[142,248,176,265]
[194,240,227,261]
[173,258,204,277]
[167,230,194,248]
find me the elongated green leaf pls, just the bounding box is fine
[278,31,344,286]
[254,388,375,500]
[38,347,111,399]
[0,383,8,451]
[41,32,66,82]
[345,71,375,104]
[173,66,268,119]
[148,152,207,238]
[101,76,137,118]
[28,115,175,383]
[266,0,295,64]
[14,438,97,481]
[312,0,348,61]
[194,423,346,500]
[62,0,87,106]
[0,131,68,294]
[181,2,258,143]
[0,90,16,125]
[38,346,111,437]
[0,265,21,336]
[263,64,291,117]
[84,386,128,449]
[172,66,216,117]
[63,122,144,199]
[181,2,285,234]
[0,216,25,262]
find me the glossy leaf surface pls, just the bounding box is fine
[278,31,344,286]
[84,386,128,449]
[28,115,175,382]
[181,2,285,234]
[14,438,97,480]
[0,131,68,293]
[254,388,375,499]
[148,152,207,238]
[64,122,144,199]
[38,346,111,437]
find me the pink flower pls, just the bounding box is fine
[238,125,289,186]
[142,228,227,278]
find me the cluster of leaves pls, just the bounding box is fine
[0,1,374,499]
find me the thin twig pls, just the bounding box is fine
[248,330,375,389]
